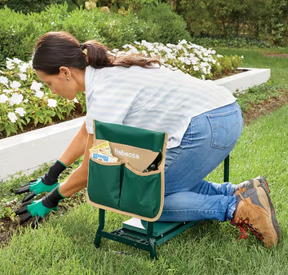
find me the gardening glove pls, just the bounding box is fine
[15,186,66,228]
[15,160,67,202]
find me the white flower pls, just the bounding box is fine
[19,63,29,73]
[217,54,223,58]
[48,99,57,107]
[8,112,17,123]
[31,81,43,92]
[18,73,27,81]
[35,90,44,99]
[241,56,244,59]
[10,93,23,105]
[0,94,8,103]
[201,75,205,81]
[15,107,26,117]
[73,98,79,103]
[10,81,21,91]
[6,61,14,70]
[0,76,8,86]
[23,99,28,103]
[12,57,22,64]
[193,66,199,71]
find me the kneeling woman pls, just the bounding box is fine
[15,31,280,248]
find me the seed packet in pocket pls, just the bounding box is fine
[91,152,118,163]
[89,141,113,156]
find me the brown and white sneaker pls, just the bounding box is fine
[231,186,280,248]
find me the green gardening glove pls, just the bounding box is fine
[15,186,66,228]
[15,160,67,202]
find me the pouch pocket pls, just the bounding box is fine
[87,159,123,209]
[119,165,161,218]
[207,108,243,150]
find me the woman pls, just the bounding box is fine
[15,31,279,248]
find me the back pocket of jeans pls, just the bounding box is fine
[207,109,242,150]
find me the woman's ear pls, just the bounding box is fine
[59,66,71,80]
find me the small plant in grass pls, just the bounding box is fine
[0,158,83,220]
[235,81,282,113]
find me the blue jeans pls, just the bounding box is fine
[159,101,243,222]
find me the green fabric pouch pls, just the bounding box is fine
[86,120,167,222]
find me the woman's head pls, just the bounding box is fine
[33,31,161,99]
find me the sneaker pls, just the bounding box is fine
[232,187,280,248]
[236,176,280,242]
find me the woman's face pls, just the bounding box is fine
[35,68,79,100]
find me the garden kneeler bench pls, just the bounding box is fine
[86,120,230,259]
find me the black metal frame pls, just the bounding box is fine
[93,155,230,259]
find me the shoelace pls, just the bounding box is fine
[231,218,264,241]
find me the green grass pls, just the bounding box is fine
[1,98,288,275]
[214,47,288,89]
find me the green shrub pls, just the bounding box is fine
[0,3,193,63]
[0,0,63,14]
[138,3,191,45]
[177,0,288,47]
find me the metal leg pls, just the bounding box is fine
[94,209,105,248]
[147,222,157,260]
[224,155,230,182]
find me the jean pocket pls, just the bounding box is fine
[207,108,243,150]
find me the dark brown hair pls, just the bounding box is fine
[32,31,161,75]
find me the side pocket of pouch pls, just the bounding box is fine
[87,159,123,209]
[119,165,162,218]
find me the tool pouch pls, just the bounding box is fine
[86,120,167,222]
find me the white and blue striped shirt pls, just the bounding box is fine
[85,65,236,149]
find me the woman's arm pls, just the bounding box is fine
[58,122,88,166]
[59,133,94,197]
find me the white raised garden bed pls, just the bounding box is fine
[0,68,270,180]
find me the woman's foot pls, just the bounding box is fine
[232,186,280,248]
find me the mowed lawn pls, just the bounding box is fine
[1,48,288,274]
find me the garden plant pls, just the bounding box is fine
[0,40,241,138]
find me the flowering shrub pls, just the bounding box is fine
[116,39,242,80]
[0,58,86,138]
[0,41,242,138]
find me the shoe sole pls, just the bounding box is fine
[256,176,280,242]
[254,187,279,248]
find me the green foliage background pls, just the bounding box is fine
[0,2,190,63]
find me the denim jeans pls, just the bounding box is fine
[158,101,243,222]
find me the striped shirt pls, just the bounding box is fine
[85,65,236,149]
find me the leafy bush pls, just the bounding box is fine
[177,0,288,46]
[0,3,193,64]
[0,0,63,14]
[137,3,191,44]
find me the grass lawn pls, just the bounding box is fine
[0,47,288,274]
[1,100,288,275]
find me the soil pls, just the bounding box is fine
[243,90,288,125]
[265,53,288,58]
